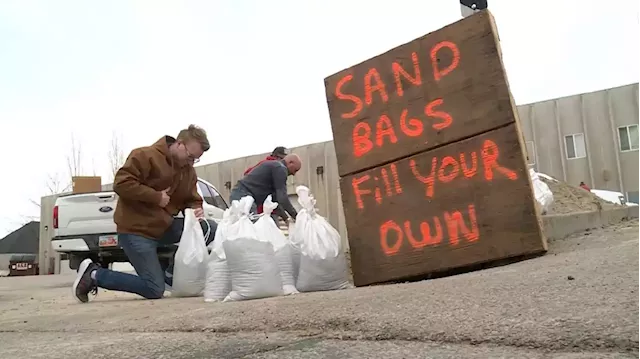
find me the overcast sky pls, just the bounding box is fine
[0,0,638,236]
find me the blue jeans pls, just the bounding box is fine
[94,218,217,299]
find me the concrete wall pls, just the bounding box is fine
[38,195,57,275]
[0,254,14,271]
[543,206,639,241]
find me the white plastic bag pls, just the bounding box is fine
[203,206,239,302]
[223,196,283,301]
[293,186,353,292]
[529,168,554,214]
[207,208,230,251]
[172,208,210,297]
[254,195,299,296]
[288,220,301,284]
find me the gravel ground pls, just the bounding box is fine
[0,219,637,358]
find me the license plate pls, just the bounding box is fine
[98,235,118,247]
[16,263,28,270]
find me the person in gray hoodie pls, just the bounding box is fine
[229,153,301,222]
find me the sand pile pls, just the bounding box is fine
[539,176,620,215]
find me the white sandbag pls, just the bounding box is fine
[276,245,298,295]
[172,209,210,297]
[254,195,299,295]
[529,168,554,214]
[293,186,353,292]
[204,206,239,302]
[288,220,301,284]
[223,196,283,301]
[203,252,230,302]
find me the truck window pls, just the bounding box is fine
[197,181,228,210]
[208,185,229,210]
[197,181,216,207]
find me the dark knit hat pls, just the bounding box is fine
[271,146,289,158]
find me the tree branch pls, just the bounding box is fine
[108,131,126,180]
[66,134,83,178]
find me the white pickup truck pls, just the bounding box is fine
[51,178,228,270]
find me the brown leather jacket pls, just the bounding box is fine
[113,136,202,239]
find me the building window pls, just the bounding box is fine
[525,141,536,165]
[564,133,587,159]
[617,124,639,152]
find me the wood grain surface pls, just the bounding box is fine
[340,124,547,286]
[325,11,514,177]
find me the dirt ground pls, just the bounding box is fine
[540,176,620,214]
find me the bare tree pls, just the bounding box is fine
[91,158,97,176]
[66,134,83,178]
[45,173,65,194]
[28,173,71,209]
[108,131,126,180]
[27,135,83,211]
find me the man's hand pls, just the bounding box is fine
[193,207,204,219]
[158,188,170,208]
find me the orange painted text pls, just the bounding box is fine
[379,204,479,256]
[352,98,453,158]
[335,40,461,120]
[351,138,518,210]
[352,164,403,210]
[410,139,518,198]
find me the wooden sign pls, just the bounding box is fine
[324,10,547,287]
[325,10,515,177]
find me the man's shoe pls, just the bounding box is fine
[72,259,99,303]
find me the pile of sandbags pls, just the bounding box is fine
[183,187,352,303]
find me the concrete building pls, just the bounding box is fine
[39,83,638,274]
[518,83,639,203]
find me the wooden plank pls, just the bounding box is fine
[324,10,514,177]
[339,123,547,286]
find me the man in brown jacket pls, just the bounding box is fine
[72,125,216,302]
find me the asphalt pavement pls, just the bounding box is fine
[0,219,637,358]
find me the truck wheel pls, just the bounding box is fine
[69,254,87,270]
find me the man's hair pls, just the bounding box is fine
[177,124,210,152]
